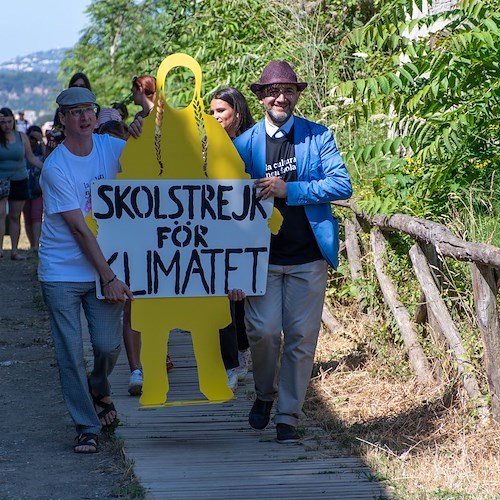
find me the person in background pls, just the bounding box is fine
[15,111,29,134]
[111,102,129,123]
[209,87,255,391]
[0,108,43,260]
[210,87,255,139]
[233,61,352,443]
[123,73,174,396]
[131,75,156,120]
[23,125,46,252]
[46,72,95,155]
[68,72,93,90]
[38,87,133,454]
[95,107,123,129]
[96,120,129,139]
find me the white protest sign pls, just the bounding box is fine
[92,179,274,298]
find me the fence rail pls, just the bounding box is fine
[332,201,500,423]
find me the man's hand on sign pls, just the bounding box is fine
[103,277,134,303]
[128,116,143,139]
[228,289,246,301]
[254,177,287,200]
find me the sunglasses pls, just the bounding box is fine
[265,86,297,98]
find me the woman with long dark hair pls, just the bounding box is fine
[210,87,255,390]
[210,87,255,139]
[68,72,92,90]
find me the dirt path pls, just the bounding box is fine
[0,249,131,499]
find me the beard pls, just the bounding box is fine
[265,105,292,125]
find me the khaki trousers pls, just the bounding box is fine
[245,260,328,427]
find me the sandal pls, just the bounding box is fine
[91,393,119,430]
[74,433,98,454]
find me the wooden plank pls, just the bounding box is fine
[80,321,390,498]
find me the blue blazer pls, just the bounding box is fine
[234,117,352,269]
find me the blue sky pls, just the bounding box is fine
[1,0,91,63]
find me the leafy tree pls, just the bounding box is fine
[334,0,499,243]
[60,0,170,109]
[61,0,382,119]
[60,0,276,114]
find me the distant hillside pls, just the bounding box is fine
[0,49,67,122]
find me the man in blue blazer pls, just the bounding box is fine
[233,61,352,443]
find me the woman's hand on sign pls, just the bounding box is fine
[228,288,246,301]
[128,116,143,139]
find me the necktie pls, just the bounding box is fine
[274,129,285,139]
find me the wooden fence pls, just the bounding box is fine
[331,200,500,423]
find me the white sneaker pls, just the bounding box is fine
[226,368,238,392]
[235,349,252,381]
[128,368,143,396]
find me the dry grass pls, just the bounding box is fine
[305,306,500,499]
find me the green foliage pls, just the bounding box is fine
[335,0,500,243]
[59,0,277,117]
[60,0,383,123]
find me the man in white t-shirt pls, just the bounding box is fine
[39,87,133,454]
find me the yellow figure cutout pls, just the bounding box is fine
[113,53,281,406]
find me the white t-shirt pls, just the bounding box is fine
[16,120,29,134]
[38,134,126,282]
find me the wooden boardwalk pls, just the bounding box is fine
[102,329,389,499]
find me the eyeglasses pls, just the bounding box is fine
[265,86,297,99]
[66,105,98,118]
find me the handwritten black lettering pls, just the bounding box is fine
[217,185,233,221]
[168,185,183,219]
[115,185,135,219]
[200,184,216,220]
[94,185,114,219]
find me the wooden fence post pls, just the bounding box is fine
[409,244,488,415]
[414,242,444,323]
[322,304,341,334]
[370,229,434,384]
[417,242,448,380]
[344,219,367,312]
[470,263,500,423]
